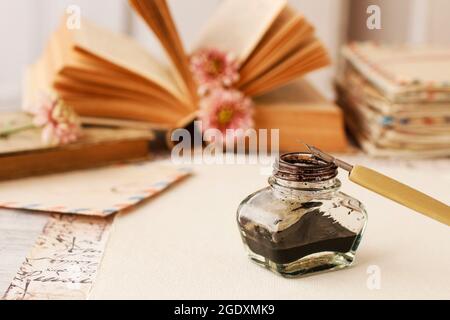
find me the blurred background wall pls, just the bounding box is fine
[348,0,450,44]
[1,0,449,109]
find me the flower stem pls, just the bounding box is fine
[0,124,35,138]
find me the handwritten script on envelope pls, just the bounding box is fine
[0,161,191,216]
[3,213,113,300]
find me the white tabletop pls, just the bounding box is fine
[89,155,450,299]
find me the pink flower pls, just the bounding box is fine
[190,48,239,95]
[32,93,82,145]
[199,88,254,138]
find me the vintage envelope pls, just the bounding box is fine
[0,161,190,216]
[3,213,114,300]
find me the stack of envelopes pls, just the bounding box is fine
[336,42,450,157]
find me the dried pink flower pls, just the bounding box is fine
[32,93,82,145]
[190,48,239,95]
[198,88,254,137]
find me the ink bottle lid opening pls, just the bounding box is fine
[273,152,338,182]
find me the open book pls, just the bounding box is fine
[24,0,329,130]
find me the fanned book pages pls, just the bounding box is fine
[196,0,330,96]
[24,18,194,128]
[23,0,329,133]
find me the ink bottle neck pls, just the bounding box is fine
[269,152,341,198]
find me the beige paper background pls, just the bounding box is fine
[90,156,450,299]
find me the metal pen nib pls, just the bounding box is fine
[305,143,354,172]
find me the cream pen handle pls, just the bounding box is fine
[349,165,450,226]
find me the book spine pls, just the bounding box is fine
[0,140,151,181]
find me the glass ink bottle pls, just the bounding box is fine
[237,152,367,278]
